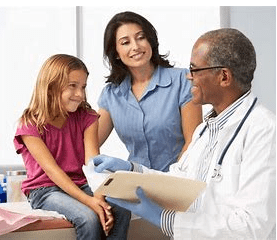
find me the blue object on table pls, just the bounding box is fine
[0,175,7,203]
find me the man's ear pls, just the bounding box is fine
[220,68,232,87]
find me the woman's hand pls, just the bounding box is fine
[93,154,132,172]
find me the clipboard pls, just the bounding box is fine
[95,171,206,211]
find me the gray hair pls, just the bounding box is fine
[198,28,256,92]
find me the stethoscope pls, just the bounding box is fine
[199,97,258,182]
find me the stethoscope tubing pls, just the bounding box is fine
[199,97,258,181]
[217,97,257,166]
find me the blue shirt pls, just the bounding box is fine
[98,66,192,171]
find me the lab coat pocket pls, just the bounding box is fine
[212,164,241,197]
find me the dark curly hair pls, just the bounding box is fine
[103,11,173,85]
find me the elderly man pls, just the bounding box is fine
[93,28,276,239]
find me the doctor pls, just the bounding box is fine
[93,28,276,239]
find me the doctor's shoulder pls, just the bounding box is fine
[241,102,276,148]
[249,103,275,130]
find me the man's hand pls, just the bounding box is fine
[106,187,163,228]
[92,154,132,173]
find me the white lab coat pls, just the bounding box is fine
[143,93,276,239]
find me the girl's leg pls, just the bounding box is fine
[28,186,105,240]
[106,201,131,240]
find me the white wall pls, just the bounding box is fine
[0,7,76,166]
[221,6,276,113]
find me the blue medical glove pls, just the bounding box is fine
[93,154,132,173]
[106,187,163,228]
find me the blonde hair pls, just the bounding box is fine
[20,54,92,134]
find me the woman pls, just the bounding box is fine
[98,11,202,171]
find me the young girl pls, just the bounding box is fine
[13,54,130,240]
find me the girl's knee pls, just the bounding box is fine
[74,212,103,239]
[76,210,99,227]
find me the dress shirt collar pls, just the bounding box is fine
[204,90,251,129]
[151,65,173,87]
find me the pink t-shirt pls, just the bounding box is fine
[14,109,98,195]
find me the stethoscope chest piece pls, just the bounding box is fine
[212,166,223,182]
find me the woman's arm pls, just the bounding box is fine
[98,108,114,147]
[21,135,113,233]
[179,101,202,159]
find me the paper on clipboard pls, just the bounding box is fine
[94,171,206,212]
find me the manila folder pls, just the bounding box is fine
[95,171,206,212]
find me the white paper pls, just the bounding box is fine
[82,161,111,192]
[0,201,64,218]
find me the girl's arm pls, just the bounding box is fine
[21,135,113,234]
[98,108,114,147]
[83,119,113,233]
[84,120,100,165]
[178,101,202,159]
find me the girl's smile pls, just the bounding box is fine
[61,70,88,112]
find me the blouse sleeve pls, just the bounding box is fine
[13,123,40,154]
[98,84,111,112]
[178,68,192,108]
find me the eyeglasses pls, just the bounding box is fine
[189,66,226,77]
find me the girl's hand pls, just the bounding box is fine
[103,205,114,236]
[89,195,114,235]
[95,194,114,235]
